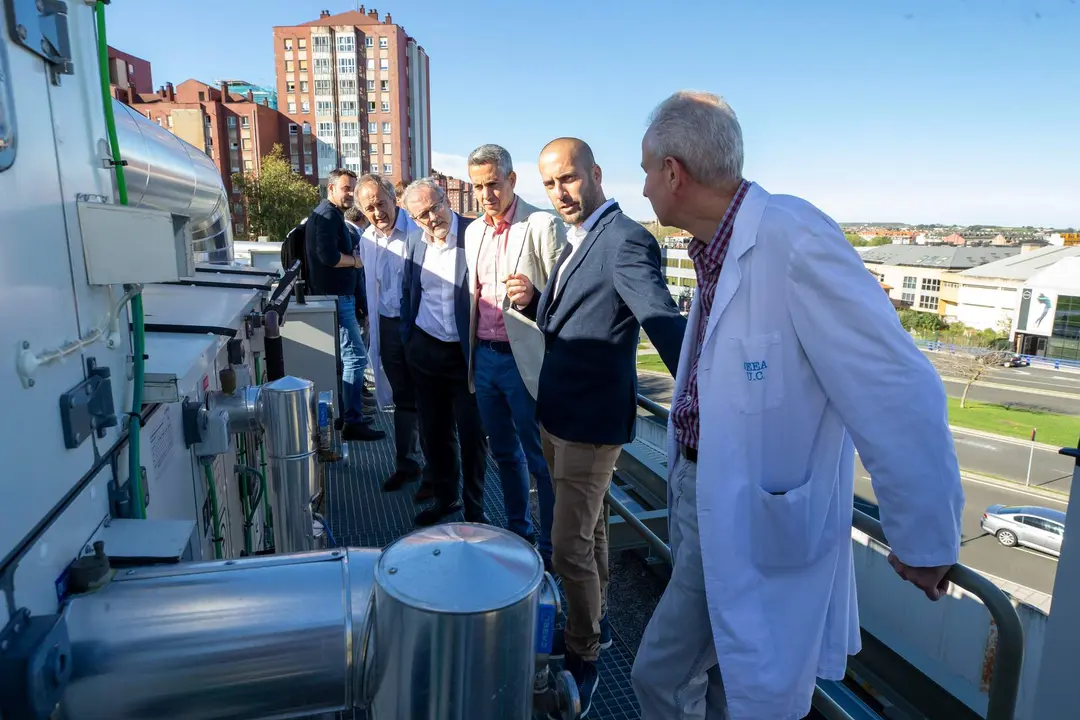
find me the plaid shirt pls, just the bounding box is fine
[671,180,751,450]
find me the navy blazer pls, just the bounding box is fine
[400,213,474,362]
[525,203,686,445]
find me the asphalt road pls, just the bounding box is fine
[921,350,1080,416]
[854,470,1066,596]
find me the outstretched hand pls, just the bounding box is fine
[505,273,535,307]
[888,552,951,601]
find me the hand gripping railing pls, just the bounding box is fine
[613,394,1025,720]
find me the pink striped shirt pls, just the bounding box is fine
[475,196,518,342]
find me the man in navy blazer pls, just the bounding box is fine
[506,137,685,715]
[400,178,488,528]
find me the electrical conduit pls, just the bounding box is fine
[95,1,146,519]
[202,463,224,560]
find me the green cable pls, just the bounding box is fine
[236,434,252,555]
[203,463,223,560]
[95,1,145,519]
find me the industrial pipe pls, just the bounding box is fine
[263,310,285,382]
[60,524,577,720]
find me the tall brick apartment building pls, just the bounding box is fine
[273,7,432,188]
[126,79,294,237]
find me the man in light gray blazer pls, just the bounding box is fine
[465,144,566,572]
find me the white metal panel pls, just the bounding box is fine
[144,332,223,403]
[78,202,182,285]
[0,6,113,576]
[141,402,201,532]
[141,284,260,332]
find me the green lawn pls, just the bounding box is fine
[947,398,1079,449]
[637,355,669,374]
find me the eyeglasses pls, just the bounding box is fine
[411,199,445,222]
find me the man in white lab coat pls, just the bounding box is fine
[629,90,965,720]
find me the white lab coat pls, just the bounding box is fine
[666,183,964,719]
[356,212,417,411]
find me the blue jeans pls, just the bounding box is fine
[473,344,555,561]
[337,296,369,425]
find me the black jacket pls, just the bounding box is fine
[523,203,686,445]
[304,199,357,296]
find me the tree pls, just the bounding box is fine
[232,144,320,242]
[927,349,1012,408]
[868,236,892,246]
[844,233,868,247]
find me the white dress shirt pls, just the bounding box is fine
[363,209,411,318]
[553,198,616,296]
[415,214,461,343]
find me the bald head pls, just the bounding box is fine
[538,137,606,225]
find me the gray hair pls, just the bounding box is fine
[467,144,513,176]
[356,173,396,202]
[645,91,743,188]
[402,177,447,207]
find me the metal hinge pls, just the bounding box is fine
[4,0,75,84]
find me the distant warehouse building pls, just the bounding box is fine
[857,245,1020,315]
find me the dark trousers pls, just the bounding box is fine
[378,315,428,479]
[405,327,487,522]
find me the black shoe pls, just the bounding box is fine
[564,653,599,718]
[334,417,344,431]
[414,501,462,526]
[413,483,435,503]
[383,470,419,492]
[361,386,374,398]
[549,616,610,661]
[342,422,385,442]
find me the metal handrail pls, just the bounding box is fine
[605,491,671,564]
[626,393,1024,720]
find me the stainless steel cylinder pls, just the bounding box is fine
[61,548,381,720]
[258,376,318,553]
[211,385,262,433]
[366,523,545,720]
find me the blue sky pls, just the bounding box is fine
[107,0,1078,227]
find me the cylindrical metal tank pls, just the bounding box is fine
[112,99,233,264]
[60,548,381,719]
[367,523,545,720]
[258,376,319,554]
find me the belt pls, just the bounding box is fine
[478,339,513,354]
[680,444,698,463]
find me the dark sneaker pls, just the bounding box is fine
[383,470,419,492]
[564,653,599,718]
[342,422,385,442]
[414,501,462,526]
[549,615,610,661]
[413,483,435,503]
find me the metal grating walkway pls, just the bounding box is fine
[324,410,643,719]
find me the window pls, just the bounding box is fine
[921,278,941,292]
[368,121,378,133]
[301,101,310,114]
[236,223,245,234]
[291,160,300,172]
[227,116,237,127]
[379,37,388,49]
[901,292,915,305]
[337,35,354,53]
[368,100,376,112]
[338,57,356,75]
[380,79,389,92]
[243,159,253,171]
[365,36,374,48]
[298,59,308,73]
[315,79,331,93]
[298,38,306,49]
[233,202,243,214]
[340,79,356,94]
[367,79,376,91]
[340,121,359,137]
[902,276,916,290]
[241,138,251,150]
[381,101,390,112]
[302,122,311,135]
[382,121,391,133]
[918,295,938,310]
[346,161,361,173]
[240,116,249,129]
[313,36,330,52]
[367,58,375,71]
[369,143,377,155]
[283,39,293,51]
[383,142,392,155]
[286,81,296,93]
[288,123,298,135]
[285,60,295,73]
[300,81,308,93]
[340,100,358,115]
[383,163,392,174]
[198,91,206,101]
[317,122,334,135]
[342,142,360,156]
[379,58,389,70]
[315,101,333,115]
[305,163,313,175]
[314,58,331,73]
